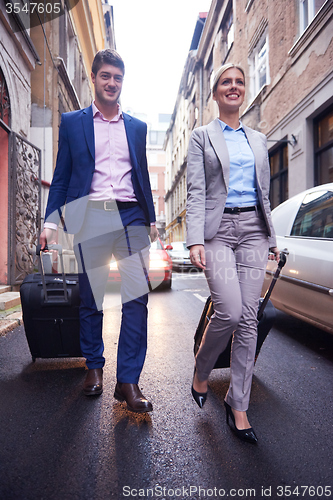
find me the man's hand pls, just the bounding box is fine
[189,244,206,270]
[150,225,159,243]
[39,228,57,251]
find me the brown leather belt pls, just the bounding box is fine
[224,206,258,214]
[88,200,139,211]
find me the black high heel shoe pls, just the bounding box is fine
[224,401,258,444]
[191,370,207,408]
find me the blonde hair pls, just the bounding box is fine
[212,63,245,93]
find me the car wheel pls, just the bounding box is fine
[164,276,172,289]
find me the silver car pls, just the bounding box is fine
[263,183,333,334]
[165,241,197,271]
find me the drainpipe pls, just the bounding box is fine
[199,62,203,127]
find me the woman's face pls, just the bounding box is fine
[213,68,245,113]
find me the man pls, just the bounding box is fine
[40,49,158,412]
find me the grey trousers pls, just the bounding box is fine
[195,209,269,411]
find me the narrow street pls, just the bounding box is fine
[0,271,332,500]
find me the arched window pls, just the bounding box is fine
[0,68,10,126]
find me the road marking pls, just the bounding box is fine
[193,293,207,303]
[172,273,205,280]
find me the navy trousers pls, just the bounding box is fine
[74,203,150,383]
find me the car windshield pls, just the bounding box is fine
[150,239,163,250]
[171,242,187,251]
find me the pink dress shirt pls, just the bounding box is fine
[89,102,137,202]
[44,103,154,231]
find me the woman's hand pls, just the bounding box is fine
[269,247,280,261]
[189,244,206,270]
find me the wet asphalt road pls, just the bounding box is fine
[0,271,332,500]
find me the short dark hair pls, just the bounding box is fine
[91,49,125,76]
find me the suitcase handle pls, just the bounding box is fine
[257,249,288,321]
[36,244,68,303]
[36,243,63,256]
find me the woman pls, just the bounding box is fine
[186,63,279,444]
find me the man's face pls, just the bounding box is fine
[91,64,124,107]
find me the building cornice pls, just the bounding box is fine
[196,0,227,65]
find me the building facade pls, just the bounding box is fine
[128,111,170,241]
[30,0,111,222]
[0,0,113,285]
[147,114,171,241]
[0,0,41,285]
[164,13,207,243]
[164,0,333,243]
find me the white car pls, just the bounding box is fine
[263,183,333,334]
[165,241,197,271]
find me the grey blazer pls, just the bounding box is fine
[186,118,276,248]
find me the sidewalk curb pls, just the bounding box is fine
[0,310,23,337]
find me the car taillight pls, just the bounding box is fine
[149,258,168,269]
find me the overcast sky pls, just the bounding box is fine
[110,0,212,124]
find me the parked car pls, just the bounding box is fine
[108,237,172,289]
[263,183,333,334]
[165,241,198,271]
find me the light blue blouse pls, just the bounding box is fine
[218,119,258,208]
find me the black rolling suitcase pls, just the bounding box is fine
[194,252,287,368]
[20,244,82,362]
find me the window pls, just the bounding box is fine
[59,7,76,83]
[226,9,234,51]
[149,173,158,191]
[217,3,234,66]
[291,189,333,238]
[245,0,255,11]
[153,195,159,215]
[206,53,213,101]
[299,0,327,33]
[149,153,158,165]
[249,33,270,99]
[269,144,288,209]
[68,26,76,82]
[149,131,158,145]
[314,107,333,185]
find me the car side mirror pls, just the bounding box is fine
[165,245,173,250]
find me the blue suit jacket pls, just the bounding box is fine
[45,105,156,233]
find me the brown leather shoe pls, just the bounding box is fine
[83,368,103,396]
[114,382,153,413]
